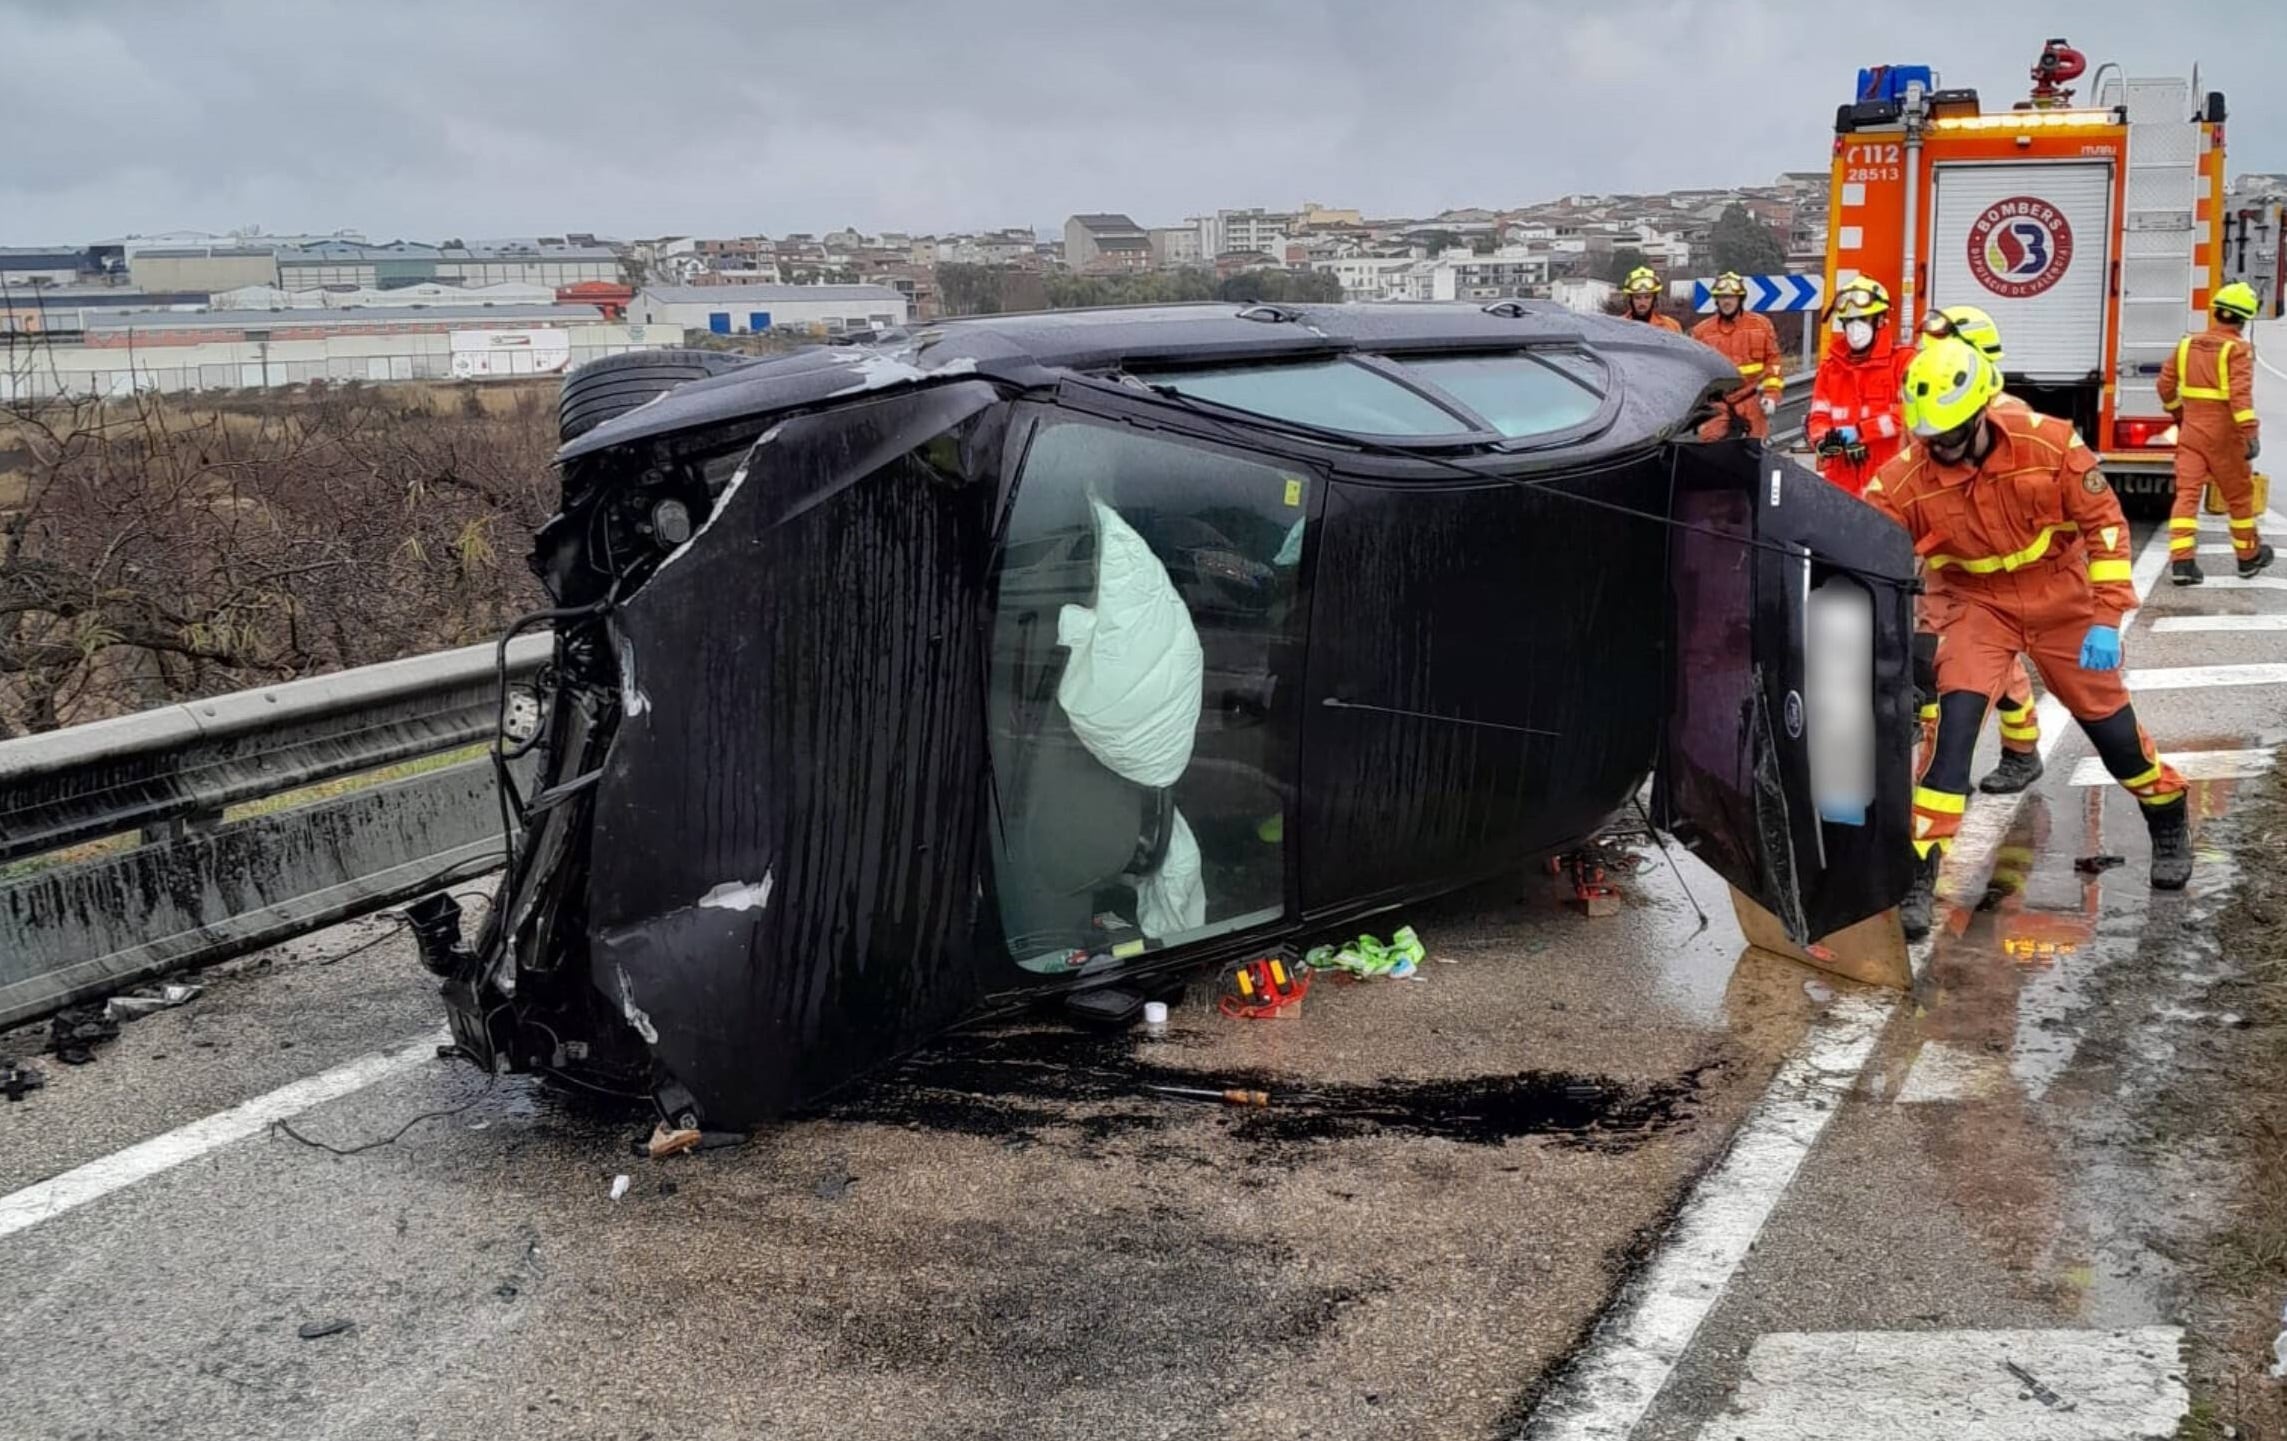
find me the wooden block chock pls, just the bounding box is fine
[1727,886,1912,991]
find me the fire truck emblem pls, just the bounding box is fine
[1967,196,2076,299]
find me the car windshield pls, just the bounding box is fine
[1150,350,1606,441]
[1395,352,1605,439]
[1151,358,1469,436]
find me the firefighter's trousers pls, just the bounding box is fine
[2170,433,2263,564]
[1910,587,2185,856]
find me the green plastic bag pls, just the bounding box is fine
[1304,925,1423,979]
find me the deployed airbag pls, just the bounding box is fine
[1055,501,1204,789]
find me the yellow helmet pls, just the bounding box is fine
[1831,276,1890,320]
[1622,266,1661,295]
[2214,281,2260,322]
[1920,304,2004,363]
[1902,336,2001,438]
[1710,272,1748,297]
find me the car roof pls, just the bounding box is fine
[558,300,1728,462]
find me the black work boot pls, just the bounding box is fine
[2239,543,2276,579]
[1901,851,1940,941]
[1978,748,2045,795]
[2171,557,2204,586]
[2146,797,2194,891]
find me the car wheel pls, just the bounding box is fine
[557,349,755,444]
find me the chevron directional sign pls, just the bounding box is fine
[1692,274,1825,313]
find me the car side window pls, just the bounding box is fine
[986,416,1309,973]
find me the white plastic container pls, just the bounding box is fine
[1142,1000,1169,1035]
[1805,579,1875,827]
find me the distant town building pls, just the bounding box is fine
[1150,226,1203,268]
[0,304,660,400]
[0,248,90,287]
[127,245,281,294]
[630,283,910,337]
[1549,277,1619,315]
[1197,209,1292,259]
[1428,247,1552,302]
[1063,214,1153,273]
[270,241,618,293]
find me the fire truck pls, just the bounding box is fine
[1822,40,2228,498]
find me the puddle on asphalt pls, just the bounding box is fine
[1907,762,2272,1327]
[808,1023,1704,1156]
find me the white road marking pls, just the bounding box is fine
[2070,749,2275,786]
[2125,662,2287,690]
[1894,1040,2014,1103]
[2195,509,2287,532]
[1521,526,2177,1437]
[2161,575,2287,593]
[0,1030,446,1243]
[1689,1327,2186,1439]
[1522,996,1893,1441]
[2149,613,2287,633]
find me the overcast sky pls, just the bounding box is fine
[4,0,2281,245]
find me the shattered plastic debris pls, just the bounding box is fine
[609,1174,631,1202]
[1,1057,44,1101]
[46,1006,120,1065]
[104,983,204,1023]
[1304,926,1425,980]
[1803,980,1837,1003]
[2073,854,2126,874]
[644,1124,702,1159]
[296,1318,354,1340]
[2272,1299,2287,1379]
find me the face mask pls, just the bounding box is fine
[1844,319,1876,351]
[1927,416,1983,467]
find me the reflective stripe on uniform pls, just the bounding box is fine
[1925,522,2079,574]
[1736,362,1765,376]
[2119,760,2164,791]
[2000,721,2041,742]
[2088,559,2133,582]
[2169,518,2201,530]
[2175,336,2231,401]
[1912,785,1967,815]
[2231,517,2260,531]
[2238,409,2261,423]
[1918,703,1940,721]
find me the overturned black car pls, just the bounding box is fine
[427,302,1919,1128]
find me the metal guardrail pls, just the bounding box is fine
[0,635,549,1031]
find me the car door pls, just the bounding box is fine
[1654,439,1919,943]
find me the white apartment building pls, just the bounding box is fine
[1194,209,1292,258]
[1312,255,1421,302]
[1427,247,1551,302]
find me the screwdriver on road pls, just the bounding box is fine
[1145,1084,1272,1107]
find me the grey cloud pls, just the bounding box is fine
[3,0,2280,242]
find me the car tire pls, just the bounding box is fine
[557,349,754,444]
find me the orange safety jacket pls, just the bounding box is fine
[2157,321,2260,443]
[1689,311,1786,405]
[1627,310,1683,334]
[1862,404,2137,628]
[1805,335,1914,496]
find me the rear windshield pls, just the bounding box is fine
[1151,351,1606,441]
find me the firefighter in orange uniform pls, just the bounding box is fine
[2158,281,2272,585]
[1915,304,2043,794]
[1864,337,2191,940]
[1805,276,1912,497]
[1621,266,1682,333]
[1690,272,1784,440]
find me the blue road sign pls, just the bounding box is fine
[1693,274,1825,313]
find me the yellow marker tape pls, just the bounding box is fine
[1112,939,1147,959]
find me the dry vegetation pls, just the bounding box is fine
[0,377,558,736]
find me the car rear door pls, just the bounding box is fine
[1653,440,1919,943]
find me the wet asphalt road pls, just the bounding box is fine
[0,851,1820,1441]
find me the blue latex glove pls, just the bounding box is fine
[1836,425,1861,444]
[2079,624,2122,672]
